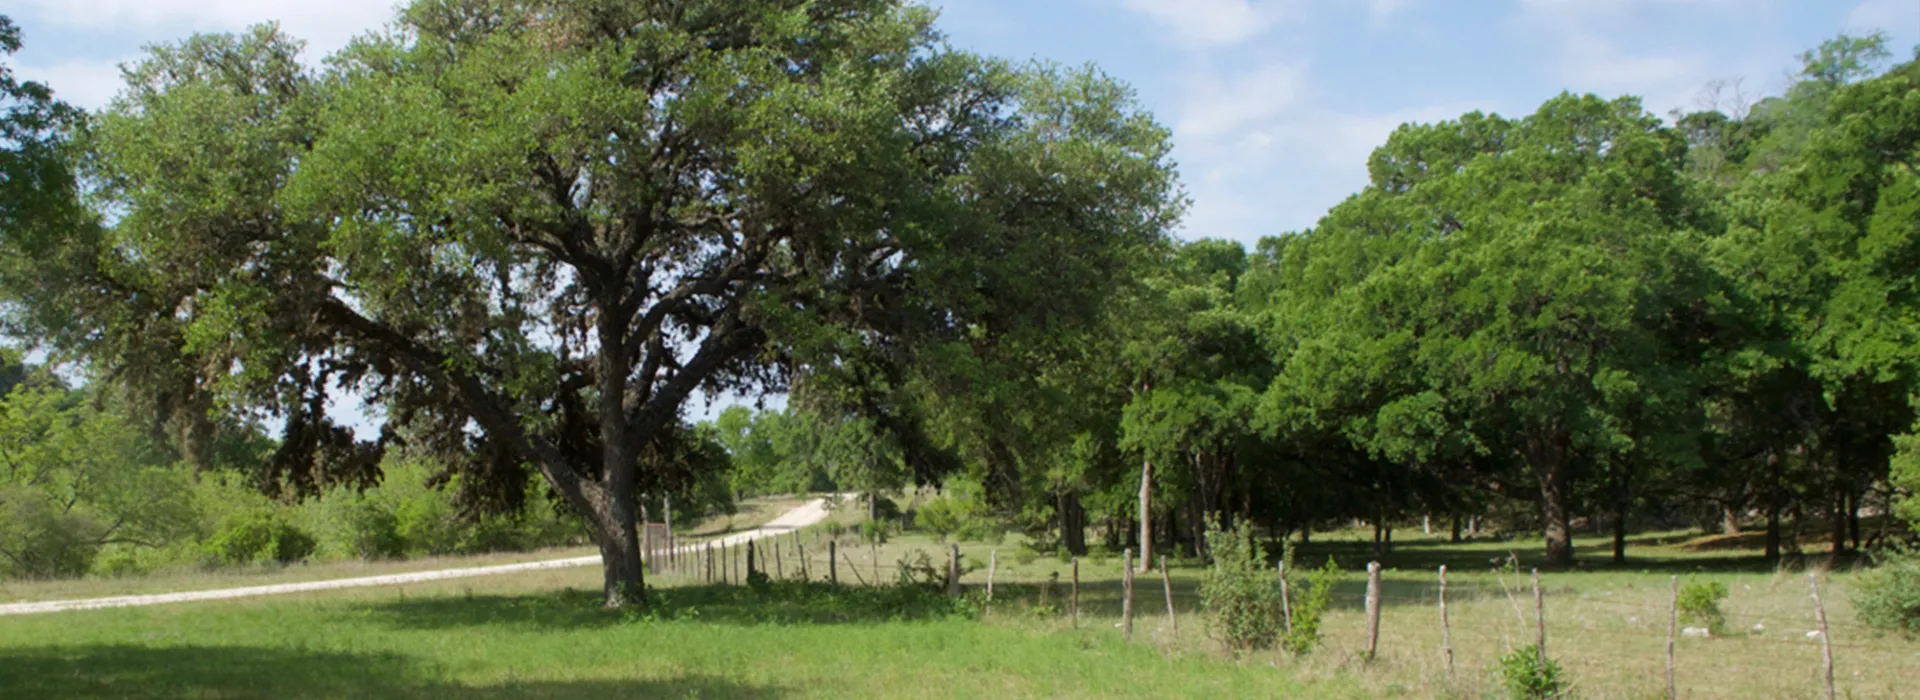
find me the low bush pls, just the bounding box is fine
[1496,644,1566,699]
[1855,545,1920,638]
[205,511,315,565]
[1199,519,1284,652]
[1282,553,1341,655]
[0,489,105,578]
[1678,578,1729,635]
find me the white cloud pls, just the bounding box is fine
[15,0,399,59]
[13,56,135,110]
[1366,0,1417,24]
[1845,0,1919,34]
[1166,55,1491,241]
[1173,60,1306,139]
[1118,0,1291,48]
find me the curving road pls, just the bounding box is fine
[0,494,845,616]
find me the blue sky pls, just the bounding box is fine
[9,0,1918,246]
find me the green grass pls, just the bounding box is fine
[6,503,1917,699]
[0,575,1341,699]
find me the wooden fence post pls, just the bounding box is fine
[1364,561,1382,661]
[1809,572,1835,700]
[1160,555,1176,636]
[1532,568,1546,660]
[775,539,783,579]
[798,542,809,581]
[747,539,757,580]
[1122,548,1135,641]
[949,544,962,598]
[987,550,997,602]
[1666,575,1678,700]
[705,543,713,584]
[1071,556,1081,628]
[1278,559,1294,634]
[829,540,838,585]
[1439,565,1453,676]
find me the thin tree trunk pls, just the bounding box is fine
[1612,503,1628,565]
[1450,514,1462,543]
[1764,450,1783,562]
[1138,454,1153,573]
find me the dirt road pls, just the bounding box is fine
[0,494,845,616]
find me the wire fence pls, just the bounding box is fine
[637,536,1916,699]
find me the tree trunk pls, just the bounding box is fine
[1059,490,1088,556]
[1847,490,1861,552]
[1612,505,1628,565]
[1721,504,1741,535]
[1138,454,1153,573]
[588,489,644,607]
[1528,428,1575,567]
[1828,487,1847,566]
[1450,514,1462,543]
[1764,450,1782,562]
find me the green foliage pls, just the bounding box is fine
[859,519,890,546]
[0,486,105,578]
[1854,546,1920,638]
[915,498,962,542]
[1497,645,1567,699]
[1281,556,1341,656]
[204,512,315,565]
[1198,520,1283,652]
[1678,579,1730,635]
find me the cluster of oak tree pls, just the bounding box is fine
[1,0,1916,607]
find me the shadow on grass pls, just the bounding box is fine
[365,580,978,633]
[0,645,784,699]
[1290,538,1795,577]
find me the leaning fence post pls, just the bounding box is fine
[1364,561,1382,661]
[1122,548,1135,641]
[798,542,809,581]
[1439,565,1453,676]
[1160,555,1177,636]
[1278,559,1294,634]
[747,539,757,580]
[1071,556,1081,628]
[1532,568,1547,660]
[987,550,997,602]
[775,539,783,579]
[829,540,838,585]
[1809,572,1835,700]
[1666,575,1678,700]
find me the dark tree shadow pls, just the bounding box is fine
[0,645,785,699]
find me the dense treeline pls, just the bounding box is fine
[718,33,1920,569]
[1,2,1917,596]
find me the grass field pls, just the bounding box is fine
[4,496,1916,699]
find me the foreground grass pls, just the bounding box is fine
[0,576,1339,699]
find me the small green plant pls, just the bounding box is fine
[1199,519,1284,652]
[1013,548,1040,566]
[859,519,889,546]
[1496,645,1566,699]
[1854,544,1920,638]
[1281,555,1341,655]
[1678,578,1730,635]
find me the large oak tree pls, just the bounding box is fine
[15,0,1179,606]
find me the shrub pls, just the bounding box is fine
[206,512,315,565]
[859,519,889,545]
[1282,555,1341,655]
[1199,519,1284,652]
[1013,548,1040,566]
[1855,545,1920,638]
[1678,578,1729,635]
[1497,645,1566,699]
[0,489,105,578]
[916,498,961,542]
